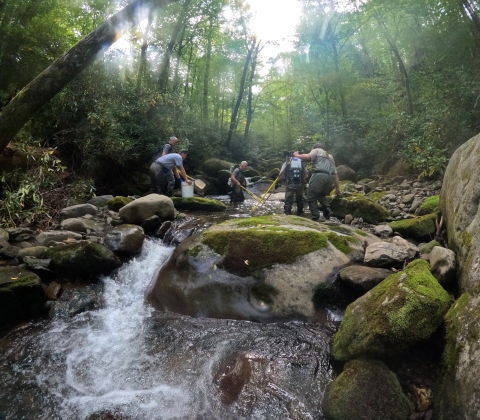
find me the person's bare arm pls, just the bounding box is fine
[178,166,192,184]
[334,173,341,196]
[293,152,311,161]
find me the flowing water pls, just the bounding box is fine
[0,196,337,420]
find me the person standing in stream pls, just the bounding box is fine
[293,144,340,221]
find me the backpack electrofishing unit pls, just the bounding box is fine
[283,151,303,189]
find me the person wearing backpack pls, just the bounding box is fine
[152,136,179,161]
[278,154,309,215]
[293,144,340,221]
[230,161,248,203]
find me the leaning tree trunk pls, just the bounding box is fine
[244,42,261,142]
[0,0,177,156]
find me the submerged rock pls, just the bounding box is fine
[148,215,377,321]
[323,359,413,420]
[332,259,451,361]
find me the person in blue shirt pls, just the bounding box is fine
[150,149,192,196]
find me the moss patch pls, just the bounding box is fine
[388,213,437,239]
[417,195,440,216]
[171,197,226,212]
[327,232,356,254]
[332,259,452,361]
[329,196,389,224]
[461,231,472,249]
[368,191,387,203]
[236,216,280,227]
[108,196,133,212]
[355,229,369,237]
[202,229,329,275]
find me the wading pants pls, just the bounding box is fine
[307,173,334,220]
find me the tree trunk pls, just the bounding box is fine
[172,25,186,93]
[184,41,194,101]
[202,18,214,120]
[158,0,191,92]
[244,42,260,142]
[0,0,177,156]
[225,37,256,149]
[136,9,154,92]
[461,0,480,34]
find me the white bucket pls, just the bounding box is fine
[181,181,194,198]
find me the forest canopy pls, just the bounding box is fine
[1,0,480,224]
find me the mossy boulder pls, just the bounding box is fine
[148,215,378,321]
[108,196,133,211]
[46,240,122,277]
[0,266,47,326]
[332,259,451,361]
[323,359,413,420]
[244,168,261,177]
[329,196,389,224]
[416,195,440,216]
[202,158,233,177]
[418,240,441,254]
[267,168,280,179]
[367,190,386,203]
[171,197,226,212]
[439,133,480,293]
[387,213,437,239]
[435,293,480,420]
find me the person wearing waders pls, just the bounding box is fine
[278,153,309,215]
[293,144,340,221]
[150,149,191,196]
[230,161,248,203]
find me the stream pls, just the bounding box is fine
[0,196,337,420]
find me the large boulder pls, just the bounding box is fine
[323,359,412,420]
[0,266,47,326]
[436,293,480,420]
[46,241,122,277]
[35,231,83,246]
[440,134,480,292]
[119,194,174,224]
[148,215,377,321]
[329,196,389,224]
[336,165,357,183]
[202,158,233,177]
[171,197,226,212]
[332,260,451,361]
[104,224,145,256]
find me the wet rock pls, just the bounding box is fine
[5,228,35,242]
[119,194,174,224]
[330,196,389,224]
[45,281,62,300]
[87,195,114,208]
[213,352,252,405]
[104,224,145,256]
[323,359,413,420]
[35,231,83,247]
[0,266,47,326]
[46,241,122,277]
[148,215,377,321]
[48,285,102,319]
[140,215,162,234]
[338,265,392,293]
[171,197,226,212]
[364,236,419,268]
[23,256,51,272]
[60,203,98,219]
[429,246,456,286]
[332,260,451,361]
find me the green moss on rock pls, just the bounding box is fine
[418,240,441,254]
[388,213,437,239]
[329,196,389,224]
[202,158,233,177]
[323,359,413,420]
[332,259,452,361]
[417,195,440,216]
[368,191,387,203]
[108,196,133,212]
[171,197,226,212]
